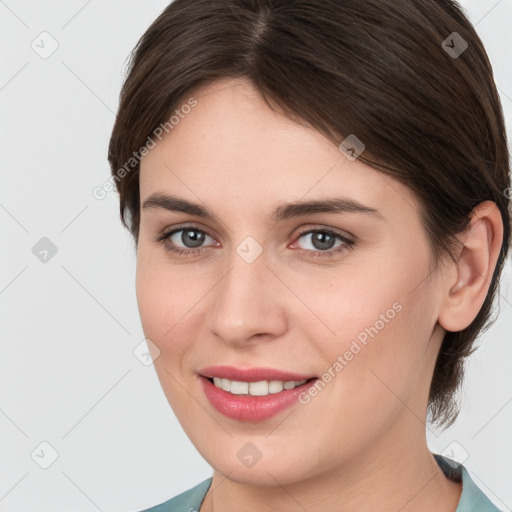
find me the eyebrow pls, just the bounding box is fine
[142,192,383,222]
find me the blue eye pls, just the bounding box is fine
[293,229,354,257]
[158,226,215,257]
[156,225,355,258]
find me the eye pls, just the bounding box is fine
[156,225,355,259]
[157,225,217,256]
[292,228,354,257]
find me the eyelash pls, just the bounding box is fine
[155,224,355,259]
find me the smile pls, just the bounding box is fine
[211,377,307,395]
[198,366,318,421]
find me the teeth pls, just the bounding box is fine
[269,380,284,393]
[248,380,268,396]
[211,377,307,396]
[230,380,249,394]
[221,378,231,392]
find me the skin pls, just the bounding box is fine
[136,77,503,512]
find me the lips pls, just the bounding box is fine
[198,366,318,421]
[199,365,316,382]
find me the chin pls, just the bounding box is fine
[211,460,308,487]
[196,438,322,487]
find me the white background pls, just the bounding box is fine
[0,1,511,511]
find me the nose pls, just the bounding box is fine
[206,248,288,348]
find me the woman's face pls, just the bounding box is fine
[136,77,448,486]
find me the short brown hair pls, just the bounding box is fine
[108,0,511,428]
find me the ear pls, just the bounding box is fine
[438,200,504,332]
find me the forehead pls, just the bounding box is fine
[139,78,417,220]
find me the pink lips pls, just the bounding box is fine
[199,365,318,421]
[199,365,315,382]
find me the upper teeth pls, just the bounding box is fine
[212,377,307,396]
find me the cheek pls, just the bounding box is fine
[292,252,435,409]
[135,251,199,357]
[135,253,208,413]
[311,239,433,350]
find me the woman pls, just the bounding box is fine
[108,0,510,510]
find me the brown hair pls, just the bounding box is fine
[108,0,511,428]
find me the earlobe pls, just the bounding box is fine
[438,201,503,333]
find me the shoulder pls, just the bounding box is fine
[457,464,503,512]
[139,477,212,512]
[433,454,503,512]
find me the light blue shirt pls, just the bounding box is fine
[141,453,502,511]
